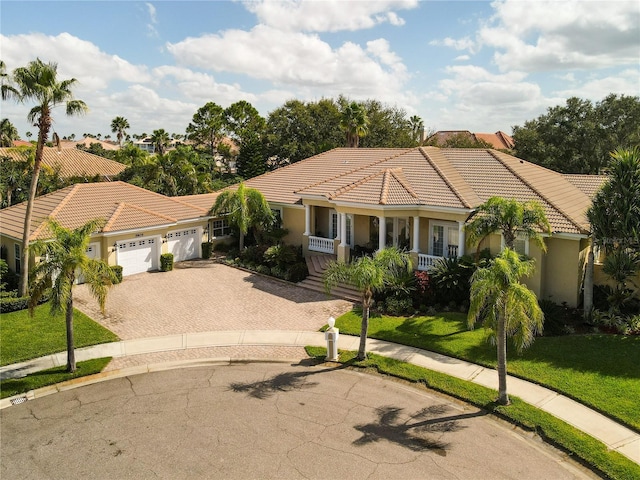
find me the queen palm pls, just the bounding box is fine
[29,218,116,373]
[468,248,544,405]
[110,116,130,146]
[324,248,412,360]
[340,101,369,148]
[2,59,88,295]
[465,197,551,258]
[209,183,274,250]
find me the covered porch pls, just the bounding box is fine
[301,204,467,270]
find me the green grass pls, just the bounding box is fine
[306,346,640,480]
[0,304,119,366]
[334,310,640,431]
[0,357,112,399]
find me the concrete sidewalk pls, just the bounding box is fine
[1,330,638,465]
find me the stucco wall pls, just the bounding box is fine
[541,237,582,307]
[282,206,305,247]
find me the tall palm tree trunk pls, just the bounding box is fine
[358,291,372,360]
[496,315,509,405]
[584,246,594,318]
[19,116,49,296]
[66,295,76,373]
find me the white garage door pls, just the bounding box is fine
[167,228,200,262]
[117,237,159,276]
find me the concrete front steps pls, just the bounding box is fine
[298,254,360,302]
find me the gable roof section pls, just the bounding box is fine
[0,147,126,179]
[174,192,221,211]
[0,182,208,241]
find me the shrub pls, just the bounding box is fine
[160,253,174,272]
[412,270,434,307]
[202,242,214,259]
[264,244,298,269]
[0,291,50,313]
[286,262,309,282]
[256,265,271,275]
[430,255,477,305]
[270,266,286,279]
[213,242,231,252]
[385,296,414,316]
[240,245,267,265]
[110,265,123,284]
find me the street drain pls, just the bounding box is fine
[10,396,28,405]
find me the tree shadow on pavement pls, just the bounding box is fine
[353,405,487,456]
[228,361,346,399]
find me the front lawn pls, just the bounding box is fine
[0,304,119,366]
[335,310,640,431]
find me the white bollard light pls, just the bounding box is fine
[325,316,340,361]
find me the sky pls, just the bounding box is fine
[1,0,638,140]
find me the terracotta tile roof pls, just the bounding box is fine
[0,147,126,179]
[241,147,597,235]
[174,192,221,211]
[0,182,208,241]
[563,174,608,198]
[474,131,515,150]
[61,138,120,150]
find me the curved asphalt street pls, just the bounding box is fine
[1,362,596,480]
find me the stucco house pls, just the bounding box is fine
[215,146,605,307]
[0,147,609,307]
[0,182,216,278]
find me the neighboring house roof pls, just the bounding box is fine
[11,140,32,147]
[176,192,221,211]
[563,174,608,198]
[60,138,120,150]
[0,181,209,242]
[0,147,126,179]
[242,147,596,235]
[428,130,515,150]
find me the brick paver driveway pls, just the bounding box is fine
[73,260,353,340]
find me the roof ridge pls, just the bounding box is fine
[329,168,386,200]
[418,147,478,209]
[296,148,414,195]
[380,169,391,205]
[103,202,126,232]
[487,150,587,232]
[29,184,81,240]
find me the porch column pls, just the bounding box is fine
[458,221,465,257]
[339,212,347,247]
[304,205,311,236]
[412,216,420,253]
[378,216,386,251]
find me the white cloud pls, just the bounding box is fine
[430,36,476,51]
[167,25,409,96]
[454,55,470,62]
[243,0,417,32]
[553,69,640,100]
[480,0,640,71]
[0,33,151,91]
[145,2,159,38]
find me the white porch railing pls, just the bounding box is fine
[417,254,443,271]
[309,236,335,254]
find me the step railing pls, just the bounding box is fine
[417,254,443,271]
[308,236,335,254]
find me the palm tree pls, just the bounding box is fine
[468,248,544,405]
[408,115,424,144]
[324,248,412,360]
[28,218,116,373]
[209,183,274,250]
[0,149,32,207]
[340,101,369,148]
[465,197,551,259]
[150,128,170,155]
[586,148,640,313]
[1,59,88,296]
[110,116,130,147]
[0,118,19,146]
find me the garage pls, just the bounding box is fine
[116,237,159,276]
[167,227,200,262]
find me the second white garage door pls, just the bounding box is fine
[167,228,200,262]
[117,237,159,276]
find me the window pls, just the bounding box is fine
[501,234,529,256]
[14,244,20,274]
[212,219,231,237]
